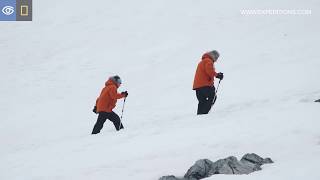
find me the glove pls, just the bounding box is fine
[121,91,128,97]
[216,72,224,80]
[93,106,97,114]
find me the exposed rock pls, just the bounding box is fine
[159,175,189,180]
[210,156,256,175]
[315,99,320,102]
[162,153,273,180]
[241,153,273,166]
[159,175,182,180]
[239,153,273,173]
[184,159,214,179]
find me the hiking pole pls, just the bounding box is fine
[212,79,222,106]
[119,97,126,130]
[215,79,222,94]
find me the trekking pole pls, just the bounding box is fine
[119,97,126,129]
[212,79,222,106]
[215,79,222,94]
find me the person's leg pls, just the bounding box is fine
[196,88,209,115]
[91,112,107,134]
[197,87,216,114]
[201,87,212,114]
[206,86,216,112]
[107,111,124,131]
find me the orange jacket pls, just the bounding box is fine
[193,53,217,90]
[96,79,125,113]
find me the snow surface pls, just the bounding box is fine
[1,0,320,179]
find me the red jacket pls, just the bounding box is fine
[193,53,217,90]
[96,79,125,112]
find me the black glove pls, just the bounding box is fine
[216,72,224,80]
[93,106,97,114]
[121,91,128,97]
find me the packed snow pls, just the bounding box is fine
[1,0,320,179]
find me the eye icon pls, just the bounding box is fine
[2,6,15,16]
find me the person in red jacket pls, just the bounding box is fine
[92,75,128,134]
[193,50,223,115]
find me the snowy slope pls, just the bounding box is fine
[1,0,320,179]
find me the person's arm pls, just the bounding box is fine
[109,86,125,100]
[204,59,217,79]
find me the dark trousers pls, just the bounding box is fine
[92,111,124,134]
[196,86,216,115]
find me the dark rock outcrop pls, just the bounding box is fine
[210,156,255,175]
[159,175,182,180]
[160,153,273,180]
[184,159,214,179]
[315,99,320,102]
[159,175,189,180]
[241,153,274,166]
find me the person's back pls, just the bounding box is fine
[193,50,224,115]
[96,79,121,113]
[193,53,216,90]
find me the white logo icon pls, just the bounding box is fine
[2,6,15,16]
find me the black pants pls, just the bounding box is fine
[195,86,216,115]
[92,111,124,134]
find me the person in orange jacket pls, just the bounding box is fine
[193,50,223,115]
[92,75,128,134]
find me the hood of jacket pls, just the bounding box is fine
[202,53,214,61]
[105,79,119,88]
